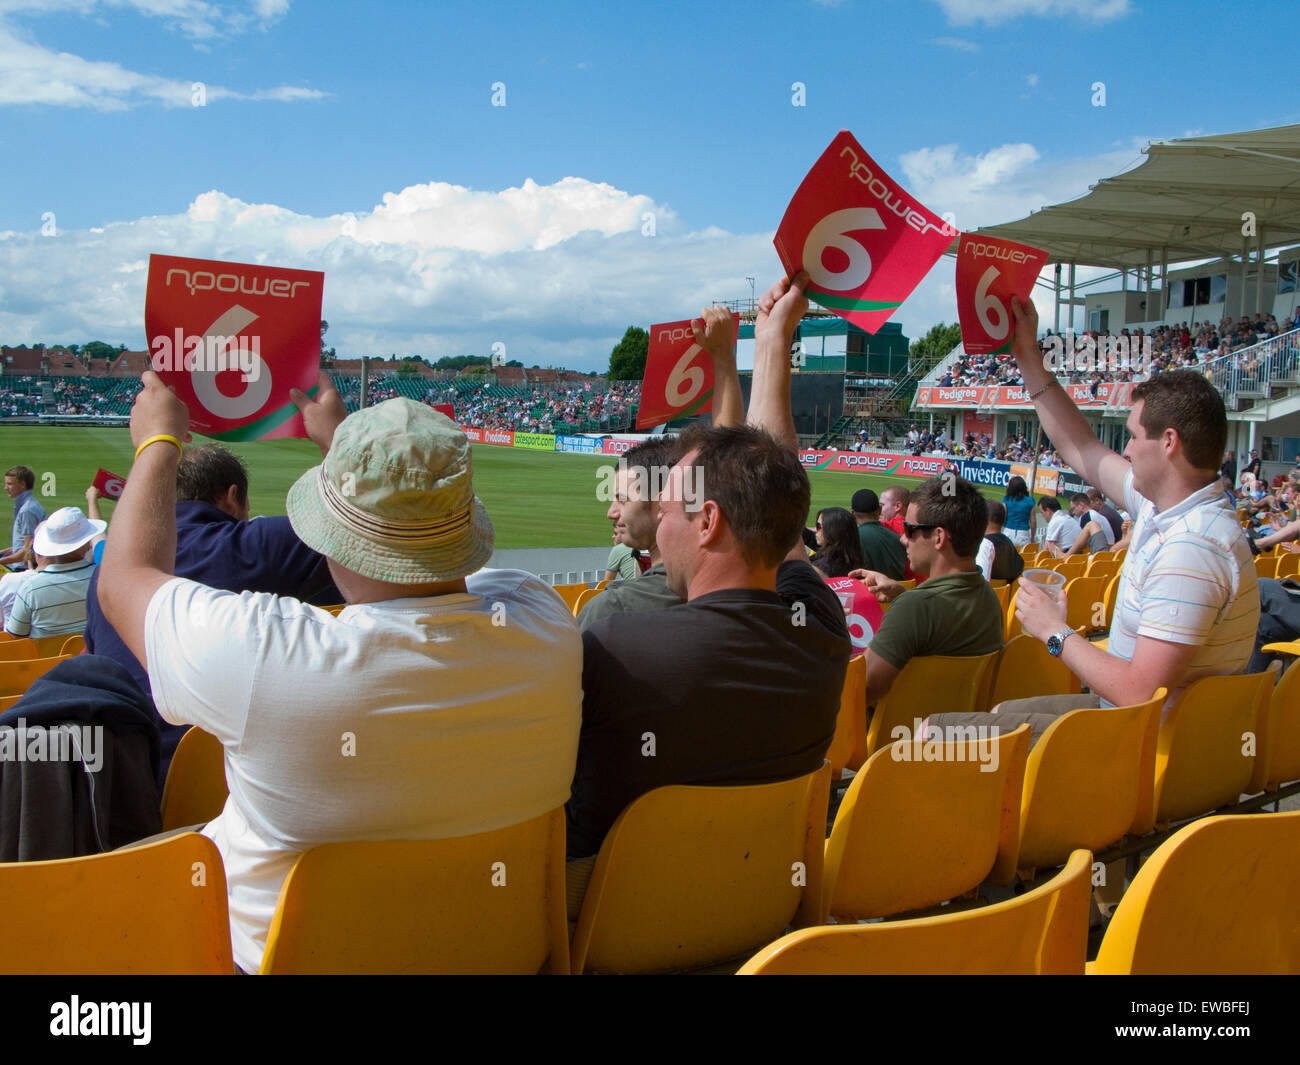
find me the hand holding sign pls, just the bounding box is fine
[955,234,1048,355]
[90,468,128,500]
[290,373,348,456]
[129,371,192,454]
[638,312,738,430]
[775,131,952,333]
[824,576,885,656]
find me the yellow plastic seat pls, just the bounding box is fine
[260,807,570,974]
[1256,554,1279,580]
[1251,655,1300,792]
[0,833,234,974]
[569,764,830,974]
[572,587,599,615]
[31,633,75,657]
[160,726,229,831]
[1101,572,1122,630]
[1091,811,1300,974]
[1153,672,1272,825]
[739,849,1091,975]
[1062,575,1108,633]
[1276,551,1300,579]
[322,603,346,616]
[823,726,1029,920]
[59,634,85,655]
[0,654,69,697]
[826,654,866,776]
[595,579,613,591]
[897,579,917,591]
[865,652,1000,759]
[986,633,1080,708]
[550,582,587,611]
[991,690,1165,883]
[0,639,37,661]
[991,582,1012,615]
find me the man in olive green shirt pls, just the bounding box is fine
[851,475,1003,708]
[851,488,906,580]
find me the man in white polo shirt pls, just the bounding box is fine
[1037,495,1083,556]
[5,507,106,639]
[99,372,582,974]
[930,297,1257,739]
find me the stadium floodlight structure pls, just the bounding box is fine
[950,123,1300,333]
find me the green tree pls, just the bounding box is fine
[81,340,119,360]
[319,320,336,366]
[908,322,963,371]
[608,326,648,381]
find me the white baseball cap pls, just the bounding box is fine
[33,507,106,558]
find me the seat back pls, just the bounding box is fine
[0,833,233,974]
[1153,672,1272,824]
[1255,554,1279,580]
[826,654,866,776]
[1276,551,1300,579]
[59,634,85,656]
[1254,656,1300,791]
[0,639,37,661]
[1093,811,1300,974]
[994,690,1165,882]
[31,633,74,657]
[160,726,229,831]
[260,807,569,974]
[739,849,1091,975]
[0,654,69,696]
[824,725,1029,920]
[1062,575,1108,632]
[865,652,999,759]
[550,582,587,611]
[985,633,1079,709]
[572,587,599,615]
[570,764,830,974]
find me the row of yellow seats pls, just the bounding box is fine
[9,757,1299,975]
[1255,551,1300,580]
[550,579,612,616]
[0,632,84,660]
[742,809,1300,974]
[828,651,1296,872]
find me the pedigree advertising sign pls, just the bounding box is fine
[144,254,323,441]
[775,130,952,333]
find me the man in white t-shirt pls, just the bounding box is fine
[928,298,1257,742]
[99,373,582,973]
[1038,496,1083,556]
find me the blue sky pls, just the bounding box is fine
[1,0,1295,370]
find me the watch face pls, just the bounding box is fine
[1047,634,1063,656]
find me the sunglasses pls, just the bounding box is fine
[902,521,938,539]
[815,522,822,530]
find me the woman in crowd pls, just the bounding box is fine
[1002,474,1036,547]
[810,507,865,579]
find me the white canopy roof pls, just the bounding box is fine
[954,124,1300,270]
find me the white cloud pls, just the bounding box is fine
[1025,72,1039,87]
[0,1,316,108]
[0,143,1158,371]
[930,36,980,51]
[929,0,1130,24]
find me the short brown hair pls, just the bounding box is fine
[5,466,34,490]
[618,436,680,500]
[677,424,809,568]
[911,474,986,558]
[1131,370,1227,472]
[176,444,249,507]
[881,485,910,509]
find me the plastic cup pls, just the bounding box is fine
[1020,568,1067,601]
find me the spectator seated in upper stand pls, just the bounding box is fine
[97,372,582,975]
[84,443,342,786]
[566,271,850,886]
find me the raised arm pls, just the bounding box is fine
[747,271,809,449]
[98,373,192,668]
[1011,297,1130,503]
[691,307,743,429]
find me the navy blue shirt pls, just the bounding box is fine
[85,500,340,776]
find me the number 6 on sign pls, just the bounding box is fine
[974,267,1009,341]
[665,343,705,407]
[802,207,884,293]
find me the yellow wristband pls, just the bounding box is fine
[134,434,184,462]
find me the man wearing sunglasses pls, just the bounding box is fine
[850,473,1004,710]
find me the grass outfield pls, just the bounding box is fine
[0,425,1004,551]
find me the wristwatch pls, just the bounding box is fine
[1046,629,1075,657]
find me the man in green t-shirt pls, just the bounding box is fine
[851,474,1003,710]
[851,488,906,580]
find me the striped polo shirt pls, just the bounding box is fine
[4,559,97,639]
[1107,469,1259,711]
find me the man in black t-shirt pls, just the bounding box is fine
[567,272,850,862]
